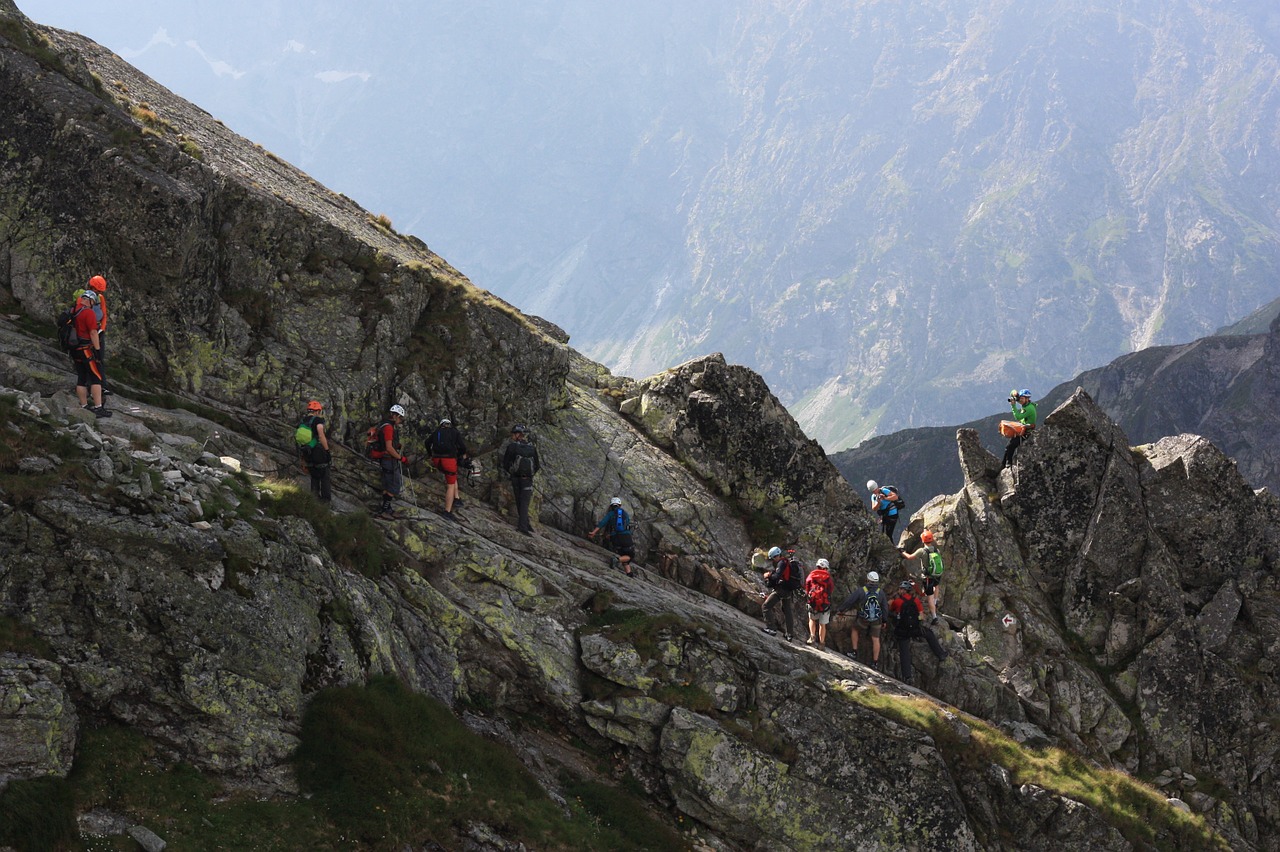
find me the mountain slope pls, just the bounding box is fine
[1,4,1275,849]
[832,299,1280,507]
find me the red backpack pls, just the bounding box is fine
[805,568,833,612]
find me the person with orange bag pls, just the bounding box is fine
[1000,389,1036,468]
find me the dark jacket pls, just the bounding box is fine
[502,439,540,478]
[427,425,468,459]
[835,583,887,622]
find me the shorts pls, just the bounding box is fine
[608,533,635,559]
[922,576,941,596]
[73,349,102,388]
[379,457,403,497]
[432,456,459,485]
[854,617,883,638]
[807,607,831,625]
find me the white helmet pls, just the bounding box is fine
[866,480,878,492]
[609,496,622,506]
[866,571,879,583]
[390,404,407,417]
[815,558,830,570]
[767,546,783,559]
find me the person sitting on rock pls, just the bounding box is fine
[834,571,887,666]
[588,496,635,576]
[1002,388,1037,468]
[426,417,469,522]
[804,558,835,646]
[760,546,802,640]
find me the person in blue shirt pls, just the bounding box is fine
[866,480,901,541]
[588,496,635,576]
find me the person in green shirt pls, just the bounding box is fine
[1002,388,1037,468]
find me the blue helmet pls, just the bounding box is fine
[1018,389,1032,398]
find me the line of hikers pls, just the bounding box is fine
[754,533,949,685]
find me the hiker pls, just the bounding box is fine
[834,571,887,666]
[370,404,412,519]
[804,558,835,646]
[760,546,803,640]
[866,480,902,542]
[1001,389,1037,468]
[587,496,635,576]
[296,400,331,503]
[888,580,924,683]
[68,290,111,418]
[85,275,111,395]
[900,529,943,624]
[426,417,469,522]
[501,424,540,535]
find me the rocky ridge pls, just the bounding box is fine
[0,4,1276,849]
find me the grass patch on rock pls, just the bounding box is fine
[297,676,687,850]
[256,479,393,579]
[0,775,77,852]
[838,685,1228,851]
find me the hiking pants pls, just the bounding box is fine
[921,625,948,661]
[763,587,799,636]
[896,635,915,683]
[310,463,331,502]
[880,513,898,542]
[379,457,403,498]
[511,475,533,532]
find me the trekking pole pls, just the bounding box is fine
[401,459,420,514]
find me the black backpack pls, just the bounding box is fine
[507,442,536,477]
[858,587,883,623]
[56,306,88,351]
[895,595,922,638]
[885,487,906,512]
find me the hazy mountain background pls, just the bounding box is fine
[18,0,1280,450]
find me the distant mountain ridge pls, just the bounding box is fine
[833,296,1280,504]
[15,0,1280,453]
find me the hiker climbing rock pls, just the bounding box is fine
[760,546,803,640]
[1001,388,1037,468]
[804,557,835,646]
[588,496,636,576]
[426,417,469,523]
[296,400,331,503]
[866,480,903,541]
[900,529,944,624]
[369,404,411,519]
[834,571,887,666]
[502,424,540,535]
[64,289,111,418]
[889,579,949,684]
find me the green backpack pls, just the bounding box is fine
[294,417,318,449]
[926,545,944,578]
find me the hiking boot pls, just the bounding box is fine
[441,510,459,523]
[519,529,534,537]
[609,556,621,571]
[102,388,113,396]
[760,627,778,636]
[845,651,859,661]
[930,616,940,625]
[805,637,816,645]
[453,498,465,510]
[373,509,400,521]
[92,406,112,418]
[783,634,793,642]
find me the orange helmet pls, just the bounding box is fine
[920,529,935,544]
[306,400,323,412]
[88,275,107,292]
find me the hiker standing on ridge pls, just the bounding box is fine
[834,571,887,666]
[426,417,469,523]
[502,424,540,535]
[297,400,331,503]
[804,558,835,647]
[867,480,902,542]
[370,404,412,519]
[69,290,111,418]
[85,275,111,395]
[1001,389,1037,468]
[900,529,944,625]
[588,496,636,576]
[760,546,803,640]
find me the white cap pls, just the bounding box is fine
[390,404,407,417]
[815,558,830,569]
[866,571,879,583]
[609,496,622,506]
[866,480,878,491]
